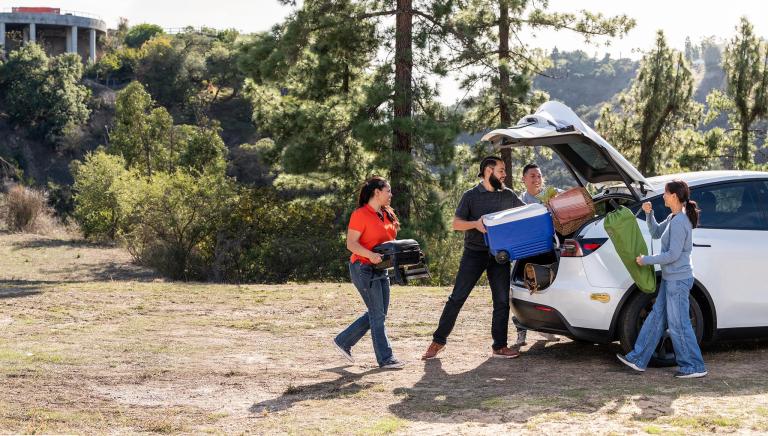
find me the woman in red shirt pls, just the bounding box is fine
[333,176,404,369]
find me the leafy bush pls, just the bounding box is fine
[124,23,165,49]
[71,151,131,240]
[4,185,46,232]
[0,44,91,141]
[120,170,235,280]
[212,188,347,283]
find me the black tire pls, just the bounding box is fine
[617,287,705,368]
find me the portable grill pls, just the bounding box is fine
[372,239,430,285]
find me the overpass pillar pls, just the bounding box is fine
[69,25,78,53]
[89,29,96,62]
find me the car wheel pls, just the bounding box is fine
[618,288,704,368]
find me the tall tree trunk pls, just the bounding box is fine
[392,0,413,220]
[498,0,515,189]
[739,120,750,168]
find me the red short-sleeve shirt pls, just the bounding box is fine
[348,204,398,264]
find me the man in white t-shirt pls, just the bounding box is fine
[514,163,560,346]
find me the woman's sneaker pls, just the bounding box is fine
[381,359,405,369]
[332,339,354,363]
[674,371,707,378]
[616,353,645,372]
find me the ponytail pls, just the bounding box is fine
[666,180,699,228]
[383,205,401,230]
[685,200,700,229]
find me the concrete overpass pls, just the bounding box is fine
[0,7,107,62]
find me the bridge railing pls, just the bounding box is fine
[0,8,103,21]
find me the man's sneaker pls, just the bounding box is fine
[616,353,645,372]
[332,339,354,363]
[674,371,707,379]
[540,332,559,342]
[514,329,527,347]
[421,342,445,360]
[381,359,405,369]
[492,346,520,359]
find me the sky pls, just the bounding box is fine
[3,0,767,102]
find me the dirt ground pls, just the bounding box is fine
[2,231,768,434]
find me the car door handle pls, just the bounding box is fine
[693,243,711,248]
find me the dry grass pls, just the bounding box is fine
[2,231,768,434]
[0,187,80,238]
[3,185,46,232]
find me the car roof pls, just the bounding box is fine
[643,170,768,196]
[647,170,768,186]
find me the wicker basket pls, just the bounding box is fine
[547,187,596,235]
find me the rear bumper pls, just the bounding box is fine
[512,299,612,343]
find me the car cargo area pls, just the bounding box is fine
[510,193,636,291]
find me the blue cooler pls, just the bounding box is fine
[483,203,555,263]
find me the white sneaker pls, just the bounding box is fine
[674,371,707,378]
[381,359,405,369]
[332,339,354,363]
[616,353,645,372]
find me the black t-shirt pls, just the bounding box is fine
[455,182,525,251]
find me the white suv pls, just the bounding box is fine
[483,101,768,366]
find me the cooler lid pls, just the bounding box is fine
[482,203,549,227]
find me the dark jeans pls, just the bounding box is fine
[432,248,511,350]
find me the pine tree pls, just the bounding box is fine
[239,0,462,222]
[596,31,701,176]
[444,0,635,187]
[719,17,768,168]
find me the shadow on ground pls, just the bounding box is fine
[0,279,51,298]
[10,238,108,250]
[388,340,768,424]
[249,339,768,425]
[38,263,159,282]
[249,366,385,414]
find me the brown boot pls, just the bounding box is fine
[492,346,520,359]
[421,342,445,360]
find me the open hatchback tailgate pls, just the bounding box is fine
[481,101,652,200]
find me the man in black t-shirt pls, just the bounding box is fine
[422,156,525,360]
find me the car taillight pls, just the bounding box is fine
[560,238,607,257]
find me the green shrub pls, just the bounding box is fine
[124,23,165,49]
[0,44,91,141]
[120,170,235,280]
[71,151,131,240]
[212,188,347,283]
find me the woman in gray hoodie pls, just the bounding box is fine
[616,180,707,378]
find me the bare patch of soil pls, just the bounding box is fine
[1,233,768,434]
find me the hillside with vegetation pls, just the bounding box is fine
[1,4,768,284]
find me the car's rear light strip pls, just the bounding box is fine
[560,238,608,257]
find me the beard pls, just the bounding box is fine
[489,174,504,191]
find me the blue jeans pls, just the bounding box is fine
[625,277,707,374]
[335,261,394,366]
